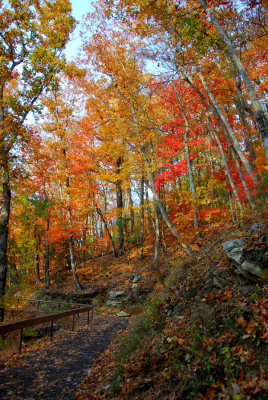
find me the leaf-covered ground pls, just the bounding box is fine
[78,223,268,400]
[0,315,128,400]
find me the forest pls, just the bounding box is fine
[0,0,268,399]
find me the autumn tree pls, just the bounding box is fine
[0,0,75,316]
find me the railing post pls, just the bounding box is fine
[19,328,23,354]
[50,320,54,342]
[72,314,75,331]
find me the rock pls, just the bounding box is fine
[106,300,117,307]
[240,260,263,278]
[106,290,128,307]
[222,239,245,263]
[116,311,129,317]
[108,291,126,299]
[131,283,139,295]
[249,223,261,233]
[91,297,99,306]
[132,275,142,283]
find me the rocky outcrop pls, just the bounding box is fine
[106,290,128,307]
[222,225,268,281]
[222,239,245,264]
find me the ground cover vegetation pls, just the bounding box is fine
[0,0,267,398]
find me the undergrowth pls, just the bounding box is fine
[78,227,268,400]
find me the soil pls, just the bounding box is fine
[0,314,128,400]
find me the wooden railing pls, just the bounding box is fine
[0,304,93,354]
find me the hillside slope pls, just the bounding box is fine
[78,221,268,400]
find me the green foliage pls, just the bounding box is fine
[23,326,39,338]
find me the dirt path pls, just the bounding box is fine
[0,314,128,400]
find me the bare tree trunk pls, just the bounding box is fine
[44,216,50,287]
[208,118,243,210]
[234,97,257,164]
[34,224,41,283]
[95,207,117,257]
[82,213,89,269]
[198,70,258,184]
[228,192,237,223]
[231,147,255,210]
[145,181,154,233]
[171,82,198,228]
[0,161,11,321]
[198,0,268,160]
[116,157,125,256]
[228,64,257,166]
[154,203,160,269]
[63,147,82,292]
[140,176,145,259]
[127,187,135,232]
[146,172,195,257]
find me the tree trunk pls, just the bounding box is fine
[145,182,154,233]
[234,96,257,164]
[208,118,243,210]
[228,63,257,165]
[198,0,268,160]
[140,176,145,259]
[34,224,41,283]
[44,216,50,287]
[96,207,117,257]
[63,147,82,292]
[231,147,255,210]
[146,172,195,257]
[153,203,160,269]
[82,213,89,269]
[228,192,237,222]
[171,82,198,228]
[198,70,258,184]
[116,157,125,256]
[0,161,11,321]
[127,187,135,232]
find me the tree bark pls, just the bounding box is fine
[140,176,145,259]
[198,70,258,184]
[198,0,268,160]
[153,203,160,269]
[228,192,236,222]
[63,147,82,292]
[34,224,41,283]
[171,82,198,228]
[115,157,125,256]
[146,171,195,257]
[127,187,135,232]
[0,161,11,321]
[44,216,50,287]
[208,118,243,210]
[82,213,89,269]
[96,207,117,257]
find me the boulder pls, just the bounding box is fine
[116,311,129,317]
[106,290,128,307]
[239,260,263,279]
[108,291,126,299]
[132,275,143,283]
[249,223,261,233]
[222,239,245,263]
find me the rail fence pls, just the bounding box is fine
[0,299,93,354]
